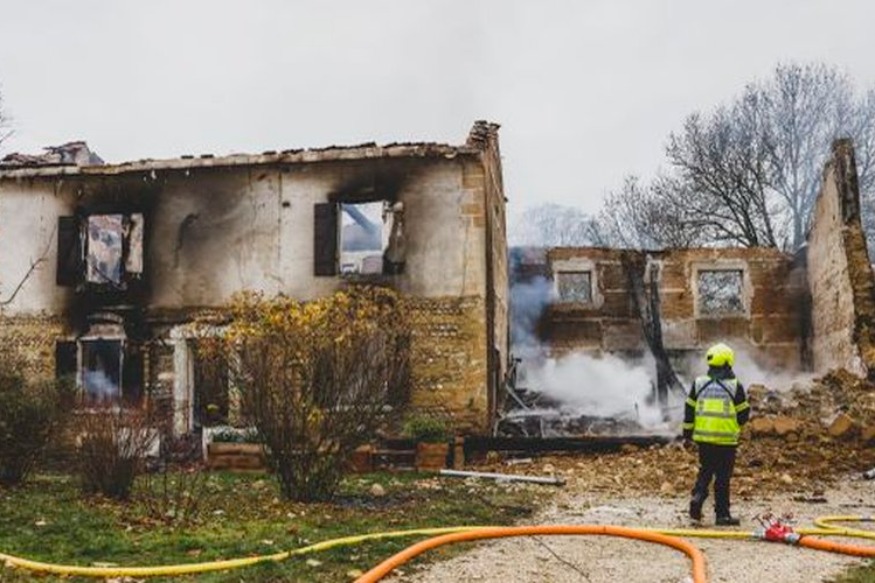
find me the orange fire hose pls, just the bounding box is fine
[353,525,708,583]
[798,537,875,557]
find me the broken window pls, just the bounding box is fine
[56,337,144,406]
[697,270,745,316]
[556,271,593,303]
[81,339,123,404]
[313,201,404,276]
[56,213,145,289]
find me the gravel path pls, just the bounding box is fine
[387,477,874,582]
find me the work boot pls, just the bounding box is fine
[688,499,703,521]
[715,515,740,526]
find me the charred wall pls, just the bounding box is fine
[807,139,875,378]
[0,143,505,434]
[541,246,808,372]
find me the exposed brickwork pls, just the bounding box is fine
[407,296,488,433]
[807,139,875,377]
[541,247,807,373]
[0,315,65,379]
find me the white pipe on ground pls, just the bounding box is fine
[438,469,565,486]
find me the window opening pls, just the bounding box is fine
[556,271,593,303]
[697,270,744,316]
[191,342,230,427]
[81,339,123,404]
[86,215,125,285]
[58,213,145,289]
[339,201,386,275]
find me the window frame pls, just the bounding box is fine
[692,263,750,319]
[56,336,145,408]
[550,258,602,307]
[313,199,404,278]
[555,270,594,304]
[55,211,146,291]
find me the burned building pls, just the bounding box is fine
[0,121,508,435]
[508,140,875,427]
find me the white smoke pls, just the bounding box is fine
[528,352,669,429]
[677,344,814,393]
[509,273,677,433]
[509,275,552,360]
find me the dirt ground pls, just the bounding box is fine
[386,460,875,583]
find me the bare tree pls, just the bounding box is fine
[511,203,598,247]
[761,63,865,248]
[597,62,875,251]
[594,174,709,249]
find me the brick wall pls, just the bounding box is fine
[407,296,489,433]
[541,246,808,373]
[0,315,65,380]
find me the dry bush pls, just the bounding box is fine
[138,435,208,526]
[0,348,73,487]
[200,286,411,501]
[74,405,159,500]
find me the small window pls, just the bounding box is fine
[556,271,592,303]
[697,270,744,316]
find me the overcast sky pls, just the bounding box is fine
[2,1,874,219]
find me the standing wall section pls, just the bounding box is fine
[807,139,875,377]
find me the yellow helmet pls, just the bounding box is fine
[706,343,734,368]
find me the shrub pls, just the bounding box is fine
[0,367,72,487]
[138,436,209,526]
[199,286,411,501]
[402,415,450,443]
[74,405,158,500]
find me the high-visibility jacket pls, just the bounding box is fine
[685,376,749,446]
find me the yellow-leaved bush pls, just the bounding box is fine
[196,286,410,501]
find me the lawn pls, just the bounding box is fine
[0,471,548,582]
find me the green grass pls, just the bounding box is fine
[0,471,546,582]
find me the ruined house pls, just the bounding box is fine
[512,140,875,404]
[0,121,508,436]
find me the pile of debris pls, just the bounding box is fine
[0,141,103,168]
[478,369,875,498]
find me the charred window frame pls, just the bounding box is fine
[313,199,404,277]
[56,213,145,290]
[696,269,746,317]
[55,338,144,407]
[556,270,593,303]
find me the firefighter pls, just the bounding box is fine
[683,342,750,526]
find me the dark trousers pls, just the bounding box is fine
[691,442,737,516]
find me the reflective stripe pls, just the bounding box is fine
[691,375,741,445]
[736,401,750,412]
[696,411,735,419]
[685,398,697,407]
[682,422,694,429]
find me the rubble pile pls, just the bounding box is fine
[478,369,875,498]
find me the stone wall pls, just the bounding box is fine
[807,139,875,377]
[0,315,65,380]
[542,246,808,373]
[407,296,489,433]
